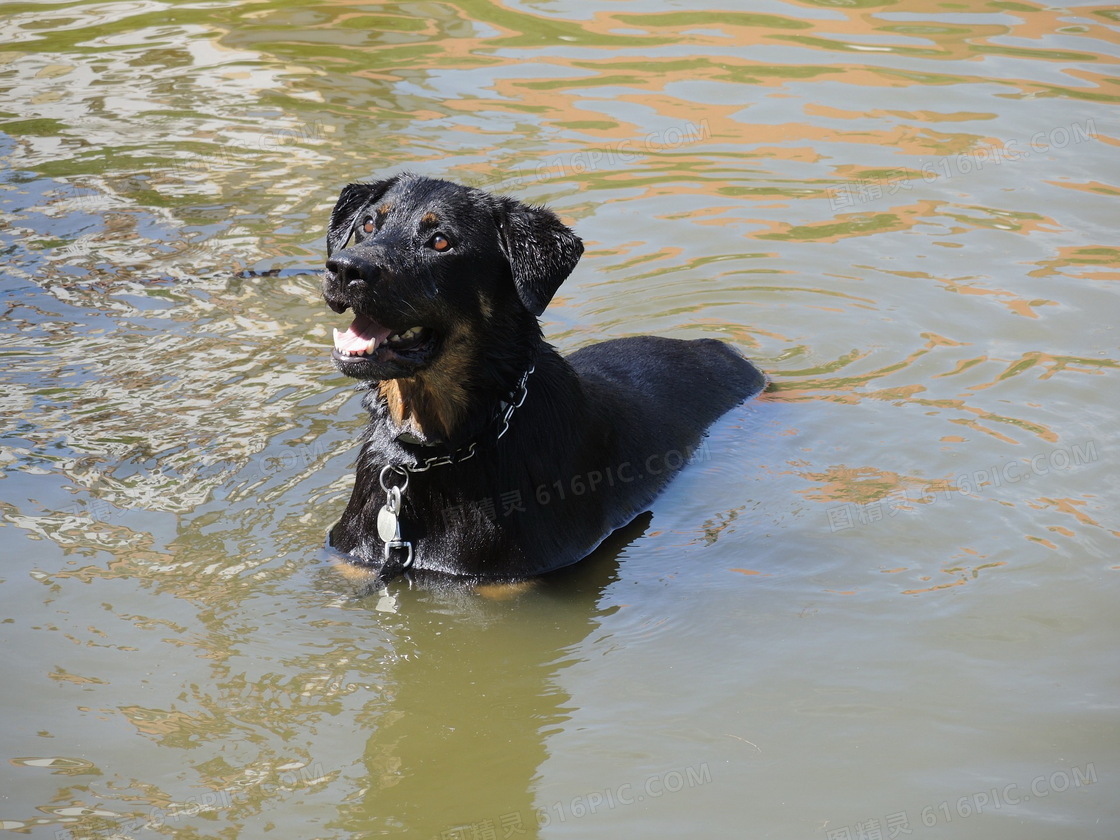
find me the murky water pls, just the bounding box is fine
[2,1,1118,838]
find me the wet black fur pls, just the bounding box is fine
[322,173,766,583]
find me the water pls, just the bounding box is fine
[1,1,1118,838]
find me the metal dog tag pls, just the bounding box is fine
[377,486,402,543]
[377,505,400,543]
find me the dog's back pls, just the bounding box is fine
[569,335,765,433]
[567,335,766,526]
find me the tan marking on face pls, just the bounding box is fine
[373,320,482,441]
[372,324,476,441]
[414,323,478,440]
[421,211,440,226]
[378,380,407,428]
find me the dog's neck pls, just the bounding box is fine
[373,353,538,450]
[369,314,542,447]
[376,378,465,444]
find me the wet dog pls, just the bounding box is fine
[321,173,765,583]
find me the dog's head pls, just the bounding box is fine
[322,173,583,382]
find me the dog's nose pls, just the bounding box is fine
[326,251,380,290]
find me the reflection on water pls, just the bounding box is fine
[2,0,1118,837]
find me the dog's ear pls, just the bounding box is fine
[326,178,398,257]
[495,197,583,316]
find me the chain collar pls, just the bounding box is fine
[390,363,534,475]
[374,364,535,575]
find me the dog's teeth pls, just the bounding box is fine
[364,337,378,355]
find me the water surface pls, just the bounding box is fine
[1,1,1117,838]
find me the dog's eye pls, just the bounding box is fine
[361,217,376,235]
[429,233,453,252]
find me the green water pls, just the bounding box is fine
[1,1,1118,838]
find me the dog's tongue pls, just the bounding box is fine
[334,314,392,354]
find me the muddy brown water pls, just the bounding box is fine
[1,2,1117,838]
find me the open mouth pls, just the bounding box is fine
[331,313,438,374]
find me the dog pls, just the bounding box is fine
[321,173,765,583]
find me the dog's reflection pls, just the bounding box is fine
[332,514,651,838]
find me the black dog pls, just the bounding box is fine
[322,173,765,583]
